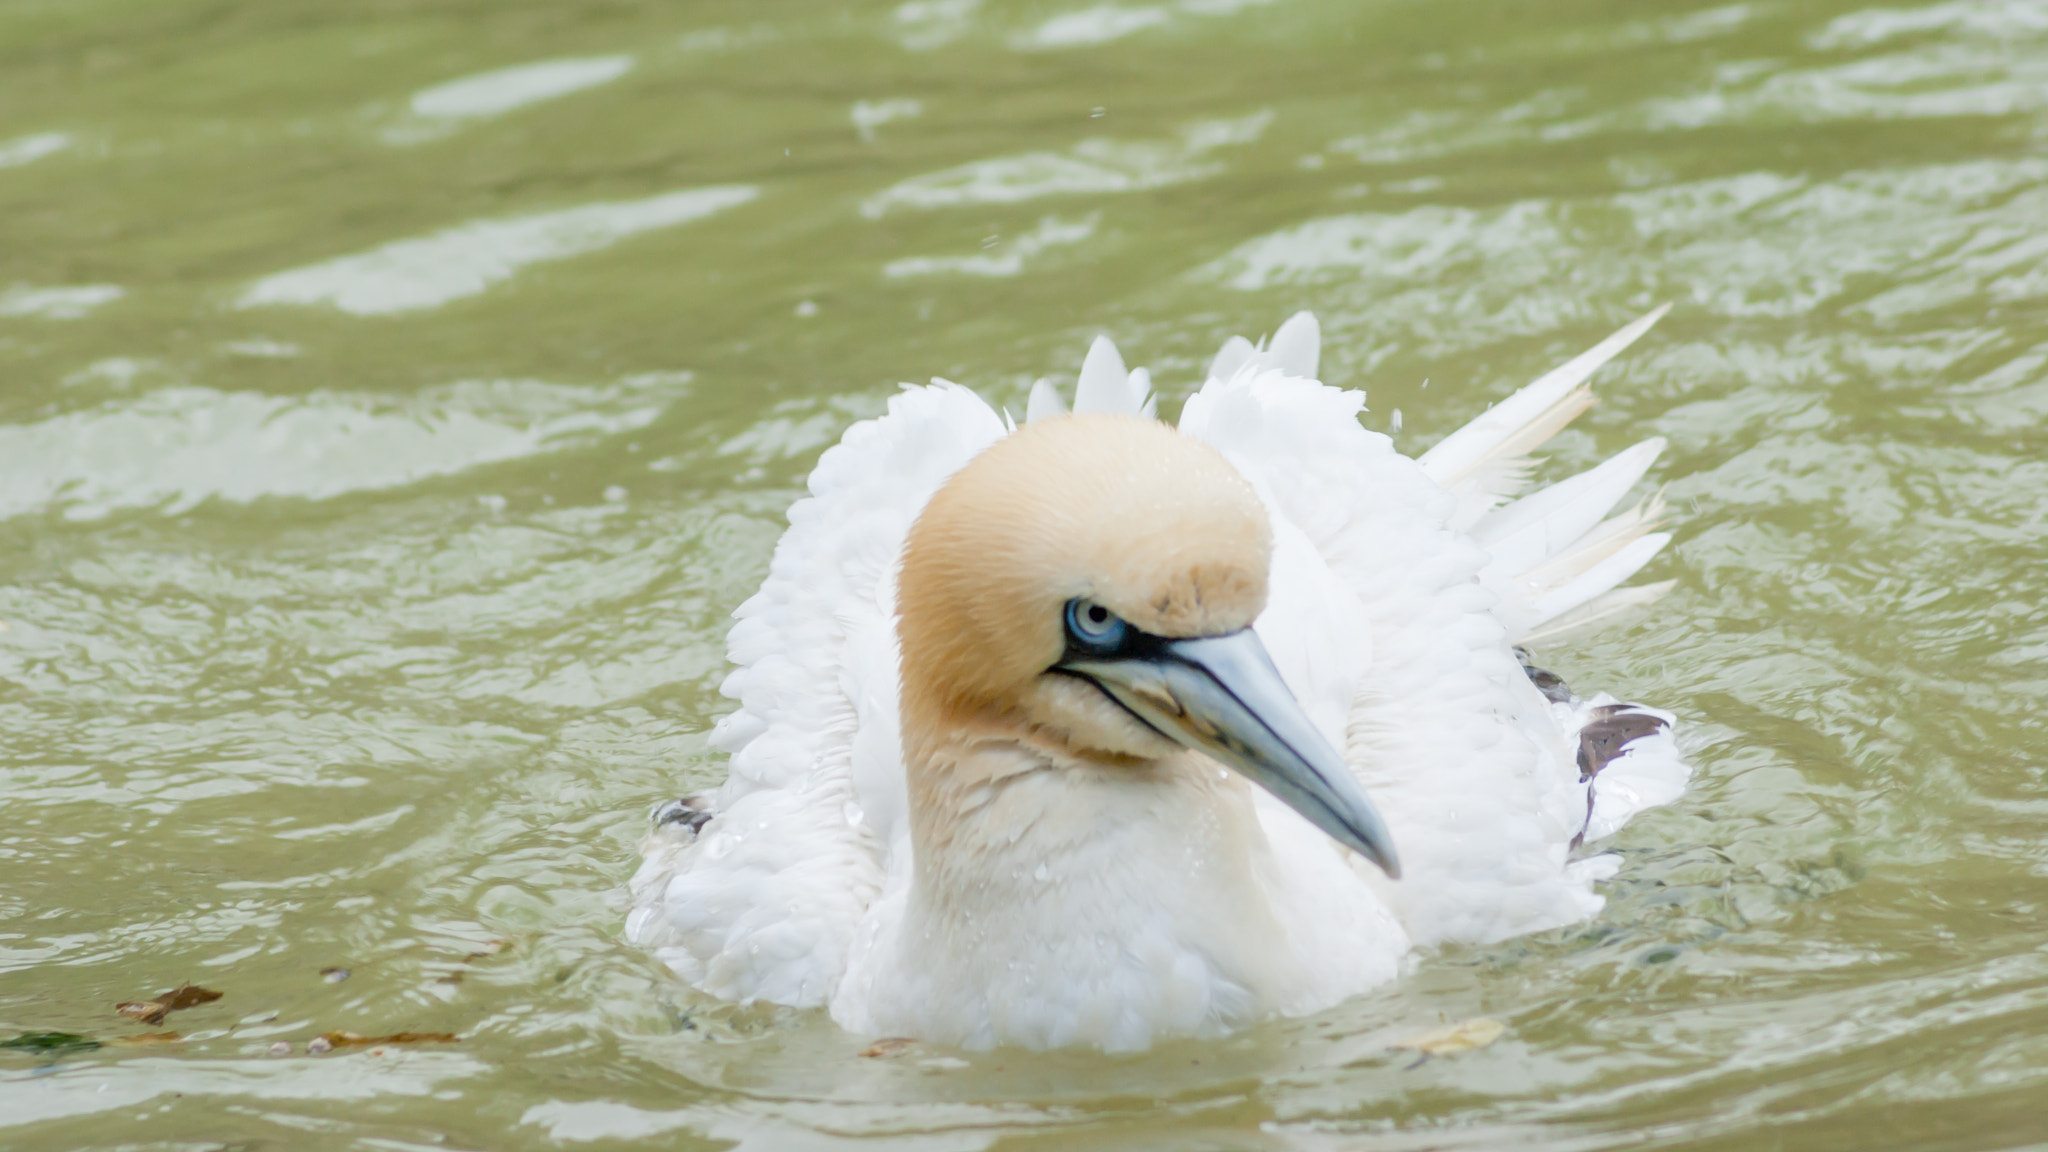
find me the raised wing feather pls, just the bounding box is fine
[1474,437,1669,639]
[1406,310,1678,642]
[626,382,1005,1005]
[1068,335,1155,418]
[1418,305,1670,531]
[1181,366,1603,947]
[1182,311,1689,945]
[1208,309,1321,384]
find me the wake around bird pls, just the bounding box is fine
[627,308,1690,1052]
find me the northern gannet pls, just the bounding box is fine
[628,309,1690,1052]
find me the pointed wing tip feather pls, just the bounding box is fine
[1269,311,1321,380]
[1208,334,1256,384]
[1524,532,1673,625]
[1025,377,1068,423]
[1639,486,1671,531]
[1421,307,1669,495]
[1128,366,1154,415]
[1602,303,1673,353]
[1204,311,1324,385]
[1544,575,1676,628]
[1518,576,1679,645]
[1075,334,1138,415]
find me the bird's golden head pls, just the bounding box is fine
[895,410,1400,878]
[897,413,1270,759]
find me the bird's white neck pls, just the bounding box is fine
[841,735,1340,1051]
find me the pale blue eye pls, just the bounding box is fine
[1065,599,1127,651]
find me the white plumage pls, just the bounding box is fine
[627,310,1689,1050]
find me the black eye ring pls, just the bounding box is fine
[1064,598,1127,653]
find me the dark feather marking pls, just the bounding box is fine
[653,793,715,834]
[1571,705,1668,849]
[1577,705,1666,782]
[1514,646,1575,704]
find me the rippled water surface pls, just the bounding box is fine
[4,0,2046,1147]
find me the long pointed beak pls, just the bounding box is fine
[1060,629,1401,879]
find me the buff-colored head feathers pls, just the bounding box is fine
[897,414,1271,738]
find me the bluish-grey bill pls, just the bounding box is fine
[1061,628,1401,879]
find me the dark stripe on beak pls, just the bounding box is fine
[1059,627,1400,879]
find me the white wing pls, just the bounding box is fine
[632,314,1688,1007]
[1180,313,1689,947]
[1418,305,1668,526]
[1027,333,1155,421]
[1418,307,1677,641]
[1181,366,1598,946]
[626,382,1006,1006]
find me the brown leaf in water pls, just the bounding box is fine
[157,984,222,1011]
[1389,1017,1506,1056]
[106,1032,182,1047]
[859,1037,917,1058]
[315,1030,459,1049]
[116,984,222,1026]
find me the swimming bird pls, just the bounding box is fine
[627,309,1689,1052]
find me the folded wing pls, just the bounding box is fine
[626,382,1005,1006]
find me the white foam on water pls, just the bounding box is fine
[884,214,1098,278]
[860,112,1269,217]
[237,186,759,315]
[1195,157,2048,336]
[0,131,71,169]
[520,1096,1011,1149]
[894,0,983,50]
[852,98,924,142]
[1015,4,1171,48]
[0,376,673,521]
[1811,0,2048,48]
[0,284,123,319]
[410,55,635,119]
[678,25,780,52]
[1011,0,1275,49]
[0,1053,486,1129]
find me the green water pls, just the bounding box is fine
[3,0,2046,1147]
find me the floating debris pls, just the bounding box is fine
[307,1035,333,1055]
[439,940,507,983]
[1390,1017,1507,1058]
[314,1030,459,1050]
[115,984,222,1026]
[859,1037,917,1059]
[106,1032,181,1047]
[320,967,351,983]
[268,1041,292,1056]
[2,1031,101,1056]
